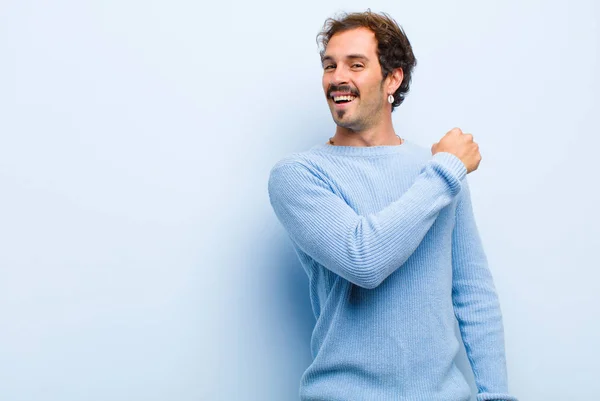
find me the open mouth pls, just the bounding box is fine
[332,95,358,104]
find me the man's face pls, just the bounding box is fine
[321,27,387,131]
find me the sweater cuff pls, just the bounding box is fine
[430,152,468,195]
[476,392,519,401]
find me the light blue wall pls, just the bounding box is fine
[1,1,598,400]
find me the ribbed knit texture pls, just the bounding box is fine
[268,139,517,401]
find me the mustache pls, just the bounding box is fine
[327,84,359,97]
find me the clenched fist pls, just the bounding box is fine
[431,127,481,174]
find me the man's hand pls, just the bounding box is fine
[431,127,481,174]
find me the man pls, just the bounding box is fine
[268,10,517,401]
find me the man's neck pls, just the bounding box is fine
[330,119,400,147]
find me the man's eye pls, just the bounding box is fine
[352,64,364,69]
[324,65,335,71]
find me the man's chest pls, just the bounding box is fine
[322,160,426,215]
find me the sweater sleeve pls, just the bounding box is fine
[451,179,518,401]
[268,151,466,289]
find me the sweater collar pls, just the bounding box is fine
[310,138,412,157]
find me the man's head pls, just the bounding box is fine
[317,11,417,131]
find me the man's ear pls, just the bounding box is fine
[387,67,404,94]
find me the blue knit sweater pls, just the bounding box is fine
[268,139,517,401]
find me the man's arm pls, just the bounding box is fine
[268,152,466,289]
[451,179,518,401]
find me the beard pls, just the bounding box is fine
[327,83,359,127]
[326,80,387,131]
[333,109,359,130]
[331,95,384,132]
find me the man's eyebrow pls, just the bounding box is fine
[346,54,369,61]
[321,54,369,64]
[321,55,334,64]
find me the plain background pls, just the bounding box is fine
[1,0,598,400]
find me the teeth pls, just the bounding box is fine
[333,95,356,102]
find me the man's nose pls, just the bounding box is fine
[331,65,350,85]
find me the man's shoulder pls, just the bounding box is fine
[267,149,328,203]
[395,139,432,155]
[269,145,330,174]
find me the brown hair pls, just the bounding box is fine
[317,10,417,111]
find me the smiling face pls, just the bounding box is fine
[321,27,389,132]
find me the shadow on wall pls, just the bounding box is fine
[267,233,315,380]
